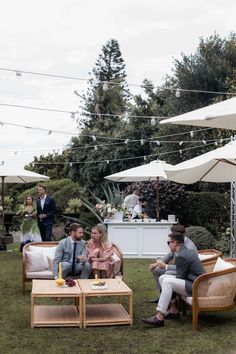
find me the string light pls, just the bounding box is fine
[179,141,183,146]
[32,141,220,166]
[92,135,96,142]
[103,82,109,91]
[175,89,181,98]
[48,130,52,135]
[155,140,161,146]
[15,70,22,78]
[202,140,207,145]
[106,160,109,164]
[94,145,98,151]
[140,139,144,145]
[1,67,235,96]
[190,131,194,138]
[124,139,129,145]
[69,162,73,167]
[151,117,156,125]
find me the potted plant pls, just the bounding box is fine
[63,198,82,218]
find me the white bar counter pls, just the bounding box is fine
[105,221,174,259]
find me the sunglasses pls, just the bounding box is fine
[167,240,175,245]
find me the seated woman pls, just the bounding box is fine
[87,224,119,278]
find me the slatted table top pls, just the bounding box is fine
[78,278,132,296]
[32,279,82,296]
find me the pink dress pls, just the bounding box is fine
[87,239,114,278]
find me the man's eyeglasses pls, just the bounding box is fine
[167,240,175,245]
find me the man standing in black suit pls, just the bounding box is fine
[36,185,56,241]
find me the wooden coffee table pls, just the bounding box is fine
[78,279,133,328]
[31,279,82,328]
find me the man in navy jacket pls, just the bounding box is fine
[36,185,56,241]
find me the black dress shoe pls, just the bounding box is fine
[141,316,164,327]
[164,312,180,320]
[149,298,159,304]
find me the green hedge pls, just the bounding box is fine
[185,226,216,250]
[183,191,230,235]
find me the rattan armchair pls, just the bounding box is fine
[182,258,236,330]
[198,249,222,263]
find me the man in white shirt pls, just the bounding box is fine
[124,189,140,213]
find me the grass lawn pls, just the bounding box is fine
[1,244,236,354]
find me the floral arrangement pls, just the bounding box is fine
[95,201,122,218]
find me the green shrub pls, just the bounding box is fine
[184,191,229,235]
[215,228,231,255]
[185,226,216,250]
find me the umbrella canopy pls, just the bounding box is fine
[0,164,49,211]
[159,97,236,130]
[105,160,173,220]
[164,140,236,184]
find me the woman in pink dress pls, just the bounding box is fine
[87,224,114,278]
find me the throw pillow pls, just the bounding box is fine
[28,246,57,269]
[25,250,46,272]
[207,258,235,296]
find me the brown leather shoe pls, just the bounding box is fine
[141,316,164,327]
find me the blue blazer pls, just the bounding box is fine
[36,195,56,225]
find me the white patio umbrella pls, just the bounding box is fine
[164,140,236,184]
[159,96,236,130]
[105,160,173,220]
[0,164,50,208]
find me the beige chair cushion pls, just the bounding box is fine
[25,250,46,272]
[26,270,53,279]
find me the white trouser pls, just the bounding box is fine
[156,274,188,315]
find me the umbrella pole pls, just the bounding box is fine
[156,177,159,221]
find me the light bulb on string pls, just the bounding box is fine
[215,141,218,146]
[106,160,109,164]
[220,138,223,144]
[140,139,144,146]
[179,149,182,155]
[202,140,207,145]
[144,156,147,161]
[124,139,129,145]
[190,131,194,138]
[69,162,73,167]
[175,89,181,98]
[151,117,156,125]
[103,82,108,91]
[92,135,96,142]
[94,145,98,151]
[48,130,52,135]
[155,140,160,146]
[15,70,22,78]
[179,141,183,146]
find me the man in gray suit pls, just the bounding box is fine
[149,225,197,303]
[142,231,204,327]
[53,223,91,279]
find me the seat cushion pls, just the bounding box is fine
[26,270,54,279]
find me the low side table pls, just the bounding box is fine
[31,279,82,328]
[78,279,133,328]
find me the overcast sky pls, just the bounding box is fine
[0,0,235,168]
